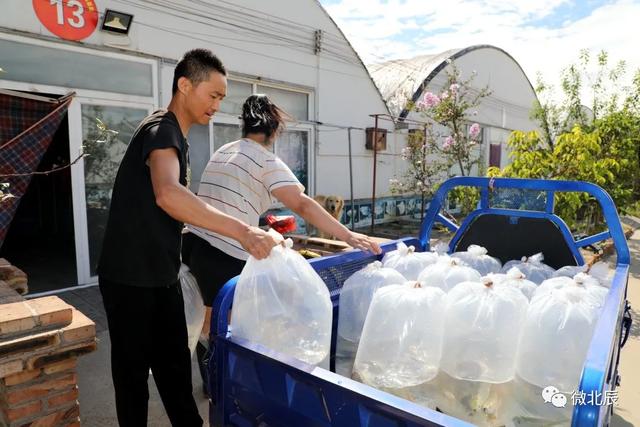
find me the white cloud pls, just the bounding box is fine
[322,0,640,104]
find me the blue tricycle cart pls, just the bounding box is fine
[208,177,632,427]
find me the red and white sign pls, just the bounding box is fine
[33,0,99,41]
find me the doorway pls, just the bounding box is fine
[0,108,77,293]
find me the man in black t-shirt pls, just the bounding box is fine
[98,49,279,427]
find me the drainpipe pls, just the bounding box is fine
[371,115,379,234]
[347,127,355,230]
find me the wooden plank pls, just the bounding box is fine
[60,311,95,346]
[0,329,62,362]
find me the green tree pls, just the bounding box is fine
[489,50,640,232]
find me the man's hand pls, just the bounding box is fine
[238,226,282,259]
[344,232,382,255]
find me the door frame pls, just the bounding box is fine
[1,67,157,290]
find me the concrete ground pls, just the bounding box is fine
[57,287,210,426]
[55,225,640,426]
[610,218,640,427]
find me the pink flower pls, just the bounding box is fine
[443,136,455,150]
[449,83,460,94]
[422,92,440,108]
[469,123,481,138]
[440,91,449,100]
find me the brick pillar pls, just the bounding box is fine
[0,269,96,427]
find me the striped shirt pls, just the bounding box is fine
[186,138,304,260]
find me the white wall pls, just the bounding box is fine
[1,0,395,200]
[2,5,538,203]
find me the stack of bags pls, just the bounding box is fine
[338,242,610,426]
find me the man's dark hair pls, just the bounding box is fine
[172,49,226,95]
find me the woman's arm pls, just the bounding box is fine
[272,185,381,254]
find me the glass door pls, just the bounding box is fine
[69,99,152,284]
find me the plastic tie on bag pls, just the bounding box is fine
[468,245,488,256]
[482,276,494,288]
[573,272,590,285]
[506,266,526,280]
[528,253,545,265]
[396,241,409,255]
[432,241,449,255]
[449,257,462,266]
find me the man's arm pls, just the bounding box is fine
[148,147,278,259]
[272,185,381,254]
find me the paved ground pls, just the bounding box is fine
[610,218,640,427]
[57,286,210,426]
[51,224,640,426]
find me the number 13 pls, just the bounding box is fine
[50,0,85,29]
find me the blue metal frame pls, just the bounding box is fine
[445,208,585,264]
[420,177,630,265]
[209,177,630,427]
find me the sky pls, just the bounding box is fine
[319,0,639,103]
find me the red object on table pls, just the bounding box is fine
[265,214,297,234]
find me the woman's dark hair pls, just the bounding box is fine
[172,49,226,95]
[241,94,290,138]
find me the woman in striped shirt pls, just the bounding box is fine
[182,94,381,391]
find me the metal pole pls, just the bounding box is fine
[371,115,379,234]
[347,127,355,231]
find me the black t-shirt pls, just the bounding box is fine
[98,110,189,287]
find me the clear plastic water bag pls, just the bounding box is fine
[230,232,332,368]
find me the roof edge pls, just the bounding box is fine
[399,44,539,120]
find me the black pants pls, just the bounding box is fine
[99,277,203,427]
[181,232,246,307]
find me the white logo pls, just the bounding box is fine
[544,386,620,407]
[541,386,559,403]
[542,385,567,408]
[551,394,567,408]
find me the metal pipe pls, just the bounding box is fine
[371,115,379,234]
[347,127,355,231]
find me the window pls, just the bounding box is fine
[219,80,252,116]
[187,124,211,192]
[81,104,149,276]
[489,143,502,168]
[275,130,309,191]
[0,39,153,96]
[257,85,308,121]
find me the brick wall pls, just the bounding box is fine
[0,260,96,427]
